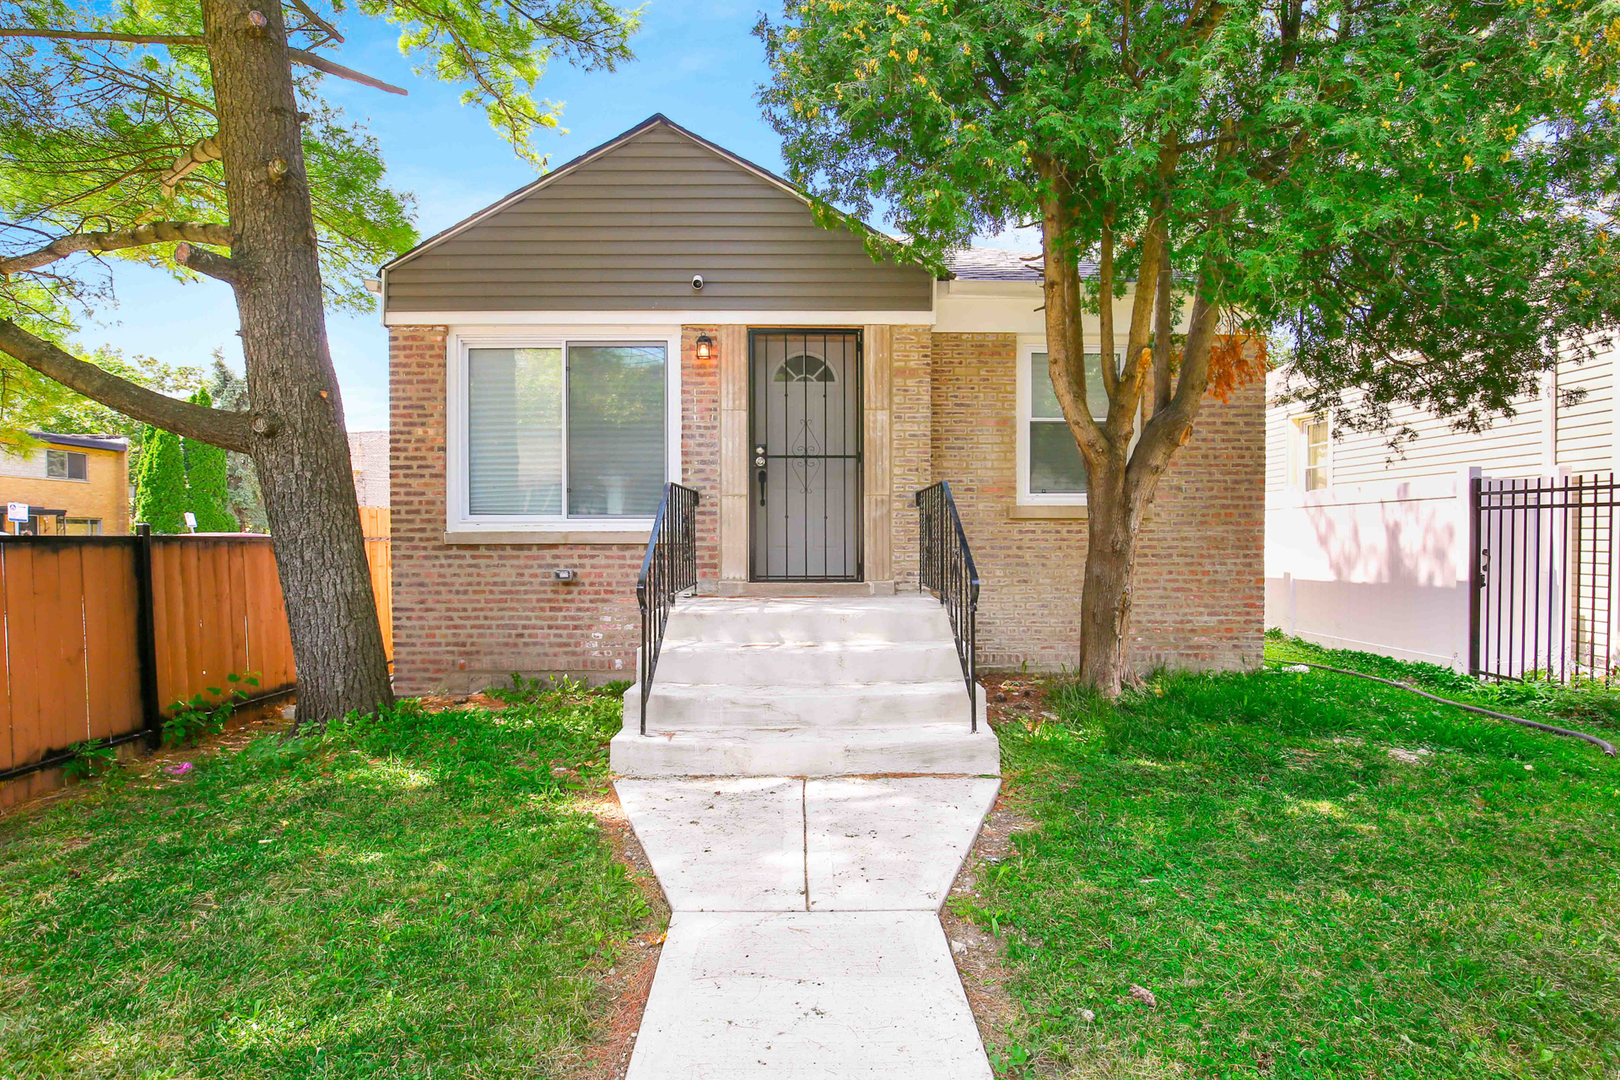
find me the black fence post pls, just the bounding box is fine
[1467,475,1482,678]
[132,524,163,748]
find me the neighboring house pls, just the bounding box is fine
[1266,335,1618,669]
[347,429,390,508]
[0,431,130,536]
[381,114,1264,694]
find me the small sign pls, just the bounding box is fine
[6,502,27,523]
[184,511,198,531]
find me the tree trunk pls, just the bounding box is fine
[1076,461,1147,695]
[203,0,393,724]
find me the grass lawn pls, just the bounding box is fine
[968,636,1620,1078]
[0,681,655,1079]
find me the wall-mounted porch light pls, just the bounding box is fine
[695,333,715,361]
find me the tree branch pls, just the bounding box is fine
[0,320,255,452]
[160,134,222,195]
[0,27,204,45]
[1151,244,1174,416]
[288,48,406,94]
[286,0,344,42]
[0,27,405,95]
[1098,216,1118,400]
[174,242,240,286]
[0,221,232,275]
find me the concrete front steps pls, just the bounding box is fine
[611,596,998,778]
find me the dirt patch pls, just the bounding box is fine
[569,782,670,1080]
[416,691,511,713]
[1,694,296,820]
[941,673,1061,1074]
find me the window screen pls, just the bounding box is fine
[567,343,666,517]
[1028,351,1116,496]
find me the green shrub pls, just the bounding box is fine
[163,672,259,746]
[183,387,237,532]
[132,424,188,533]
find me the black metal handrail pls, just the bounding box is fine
[916,481,980,731]
[637,482,699,733]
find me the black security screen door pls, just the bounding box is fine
[750,329,863,582]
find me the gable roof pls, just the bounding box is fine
[384,114,832,274]
[380,114,936,314]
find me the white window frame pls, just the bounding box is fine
[446,328,682,534]
[1016,338,1129,506]
[46,449,88,481]
[1293,411,1331,493]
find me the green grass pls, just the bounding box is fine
[0,682,653,1079]
[969,641,1620,1078]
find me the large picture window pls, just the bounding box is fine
[459,338,671,525]
[1020,344,1122,503]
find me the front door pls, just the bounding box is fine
[750,329,862,581]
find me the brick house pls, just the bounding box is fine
[382,114,1263,696]
[0,431,130,535]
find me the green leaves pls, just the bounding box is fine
[357,0,640,166]
[131,421,187,532]
[760,0,1620,435]
[0,0,641,336]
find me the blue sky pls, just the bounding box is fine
[71,3,1031,431]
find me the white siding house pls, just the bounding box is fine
[1266,336,1619,668]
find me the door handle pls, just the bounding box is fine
[755,444,767,506]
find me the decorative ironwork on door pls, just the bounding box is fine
[750,329,863,581]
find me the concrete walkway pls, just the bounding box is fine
[617,776,1000,1078]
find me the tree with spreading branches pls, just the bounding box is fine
[759,0,1620,694]
[0,0,641,724]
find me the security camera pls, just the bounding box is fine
[691,274,704,291]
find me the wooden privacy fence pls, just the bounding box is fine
[360,507,392,661]
[1,523,392,783]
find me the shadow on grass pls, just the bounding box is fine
[0,689,651,1080]
[967,656,1620,1079]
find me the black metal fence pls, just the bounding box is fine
[636,482,699,732]
[916,480,980,730]
[1471,473,1617,685]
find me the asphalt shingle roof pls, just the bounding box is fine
[943,246,1104,283]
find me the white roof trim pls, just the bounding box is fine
[384,308,937,328]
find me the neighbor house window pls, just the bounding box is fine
[46,449,88,480]
[1020,344,1122,502]
[1298,414,1329,491]
[63,517,101,535]
[458,338,673,525]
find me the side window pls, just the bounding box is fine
[1298,414,1329,491]
[46,449,88,480]
[1023,348,1122,501]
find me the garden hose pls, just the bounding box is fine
[1265,659,1618,757]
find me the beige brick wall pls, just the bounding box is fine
[930,332,1264,674]
[390,325,722,695]
[890,325,932,589]
[389,323,1261,693]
